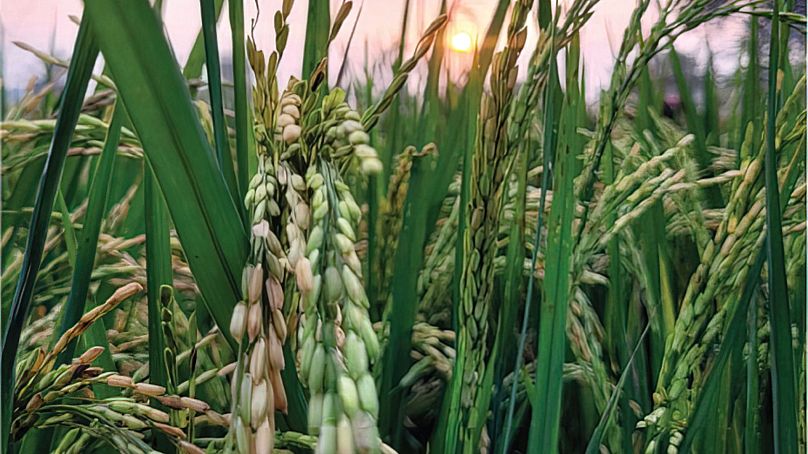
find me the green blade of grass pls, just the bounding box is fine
[703,54,719,145]
[84,0,248,351]
[201,0,237,203]
[184,0,224,79]
[492,145,527,452]
[585,320,652,453]
[528,122,575,453]
[55,190,77,268]
[431,63,479,453]
[378,154,433,447]
[528,45,577,452]
[477,0,510,79]
[634,65,674,383]
[1,160,45,268]
[514,3,562,451]
[303,0,330,77]
[280,343,309,433]
[147,3,174,407]
[762,2,798,452]
[144,165,172,390]
[602,140,648,452]
[745,281,760,454]
[54,106,123,365]
[0,13,98,450]
[416,0,446,142]
[23,178,79,453]
[229,0,249,208]
[502,38,561,454]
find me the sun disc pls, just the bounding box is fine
[450,31,473,53]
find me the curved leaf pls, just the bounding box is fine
[84,0,248,350]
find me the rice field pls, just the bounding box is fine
[1,0,806,453]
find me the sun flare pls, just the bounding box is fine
[450,31,473,53]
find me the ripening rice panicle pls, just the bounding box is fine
[226,135,291,452]
[232,2,384,449]
[235,3,390,449]
[225,3,309,451]
[641,94,806,448]
[375,144,435,310]
[441,0,531,449]
[294,87,383,453]
[11,286,216,453]
[226,89,294,454]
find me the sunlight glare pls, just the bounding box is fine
[450,31,473,53]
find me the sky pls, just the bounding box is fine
[1,0,752,101]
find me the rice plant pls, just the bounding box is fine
[1,0,805,452]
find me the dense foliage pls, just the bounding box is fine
[1,0,805,452]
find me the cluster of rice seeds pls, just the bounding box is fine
[247,1,293,146]
[397,322,456,383]
[313,89,382,173]
[359,15,448,132]
[417,189,459,325]
[444,0,530,448]
[376,144,434,309]
[502,0,599,162]
[0,116,143,172]
[282,160,312,336]
[102,373,225,453]
[241,10,395,451]
[228,85,304,451]
[228,143,291,453]
[640,126,774,449]
[13,283,142,404]
[297,162,381,454]
[11,290,213,453]
[649,123,806,449]
[236,7,441,452]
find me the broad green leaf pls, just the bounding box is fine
[145,168,172,391]
[302,0,331,78]
[762,3,798,452]
[84,0,248,351]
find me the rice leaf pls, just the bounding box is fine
[145,167,172,390]
[54,105,123,365]
[762,3,798,451]
[83,0,248,350]
[55,190,77,268]
[201,0,238,203]
[0,13,98,450]
[379,154,432,447]
[585,321,652,453]
[528,46,577,452]
[669,46,722,207]
[503,8,562,449]
[303,0,330,77]
[229,0,250,206]
[492,145,527,452]
[184,0,224,79]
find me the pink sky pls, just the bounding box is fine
[2,0,749,100]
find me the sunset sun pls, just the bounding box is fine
[450,31,473,53]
